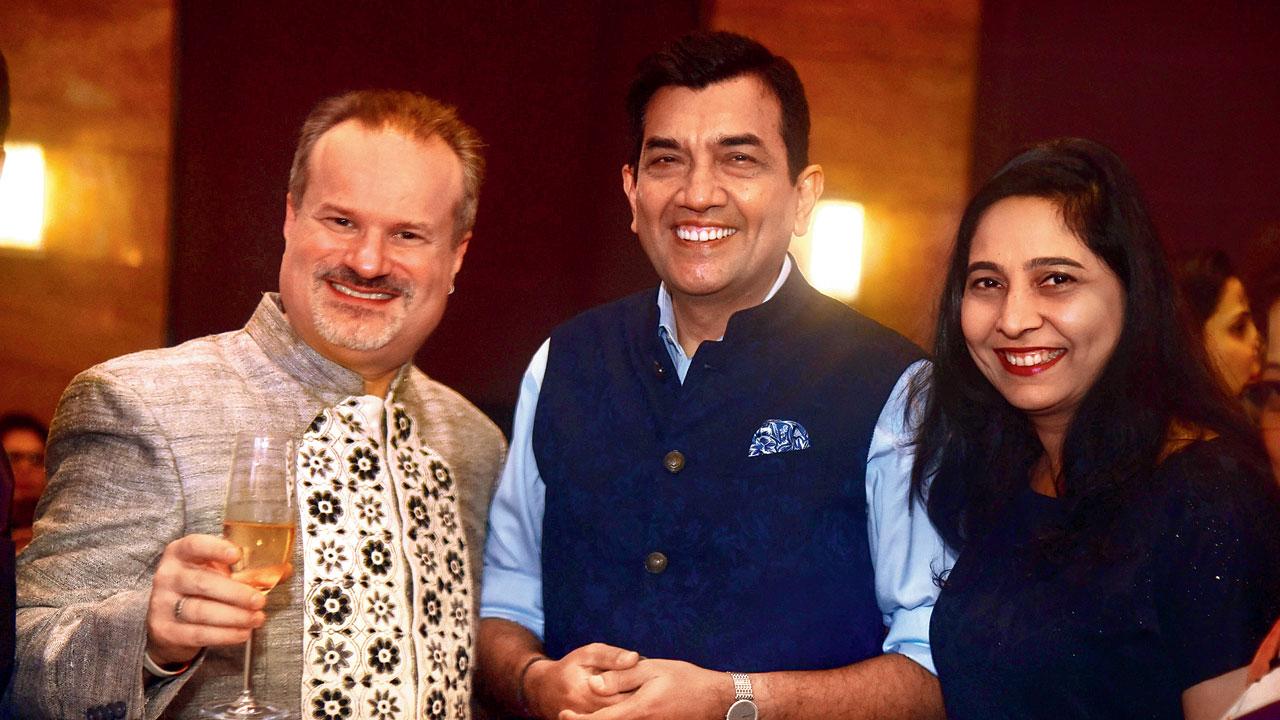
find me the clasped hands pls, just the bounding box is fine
[145,533,289,667]
[525,642,735,720]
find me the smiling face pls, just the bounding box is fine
[960,196,1126,436]
[622,74,821,320]
[1200,276,1260,397]
[280,120,469,387]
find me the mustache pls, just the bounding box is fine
[315,265,412,298]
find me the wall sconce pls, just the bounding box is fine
[0,142,48,251]
[792,200,864,301]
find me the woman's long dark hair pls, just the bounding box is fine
[909,138,1263,559]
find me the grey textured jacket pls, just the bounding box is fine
[9,294,506,719]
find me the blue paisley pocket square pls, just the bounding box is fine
[747,419,811,457]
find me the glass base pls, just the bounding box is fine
[198,698,294,720]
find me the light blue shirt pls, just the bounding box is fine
[481,258,951,674]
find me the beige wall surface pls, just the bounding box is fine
[709,0,980,346]
[0,0,172,424]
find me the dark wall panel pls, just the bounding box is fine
[972,2,1280,263]
[172,1,699,429]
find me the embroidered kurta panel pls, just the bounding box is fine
[298,395,473,720]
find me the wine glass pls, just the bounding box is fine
[200,432,297,720]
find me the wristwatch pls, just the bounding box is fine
[726,672,758,720]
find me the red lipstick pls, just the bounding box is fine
[995,347,1065,376]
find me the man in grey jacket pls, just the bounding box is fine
[9,90,506,720]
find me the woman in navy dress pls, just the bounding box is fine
[911,138,1280,719]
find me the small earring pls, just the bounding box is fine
[448,283,455,295]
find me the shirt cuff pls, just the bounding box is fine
[143,650,192,678]
[882,605,937,676]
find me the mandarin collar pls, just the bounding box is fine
[245,293,413,399]
[718,260,812,341]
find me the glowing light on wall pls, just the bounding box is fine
[794,200,864,301]
[0,143,47,250]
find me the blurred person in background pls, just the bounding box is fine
[1175,249,1262,399]
[0,413,48,551]
[0,47,17,693]
[1243,229,1280,482]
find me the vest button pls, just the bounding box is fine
[662,450,685,474]
[644,551,668,574]
[653,360,667,378]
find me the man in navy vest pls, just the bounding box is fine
[478,31,949,720]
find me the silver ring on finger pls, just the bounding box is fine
[174,595,188,622]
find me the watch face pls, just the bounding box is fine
[726,699,758,720]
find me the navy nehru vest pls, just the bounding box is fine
[533,270,922,672]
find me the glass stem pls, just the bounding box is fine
[239,628,255,704]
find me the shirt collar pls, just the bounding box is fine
[656,255,793,381]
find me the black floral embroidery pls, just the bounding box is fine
[422,589,443,626]
[354,494,384,526]
[307,412,327,435]
[308,490,343,524]
[313,637,353,674]
[299,445,335,479]
[437,505,458,534]
[406,497,431,531]
[425,689,448,720]
[347,446,381,480]
[392,407,412,442]
[395,451,421,481]
[367,689,401,720]
[452,697,468,718]
[336,410,364,435]
[313,586,353,625]
[313,540,347,573]
[413,545,438,576]
[444,550,465,584]
[368,637,401,673]
[312,688,352,720]
[365,590,394,626]
[450,597,469,628]
[361,539,393,576]
[427,639,446,673]
[428,460,453,493]
[455,646,470,679]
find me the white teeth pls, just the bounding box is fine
[331,282,394,301]
[1001,349,1065,367]
[675,226,737,242]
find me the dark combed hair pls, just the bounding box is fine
[625,31,810,182]
[1174,249,1236,332]
[1245,224,1280,339]
[908,138,1265,562]
[0,412,47,441]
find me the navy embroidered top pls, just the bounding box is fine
[931,438,1280,719]
[481,265,945,672]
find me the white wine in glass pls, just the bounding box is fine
[223,518,295,593]
[200,433,296,720]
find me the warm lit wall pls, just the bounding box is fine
[709,0,981,346]
[0,0,172,424]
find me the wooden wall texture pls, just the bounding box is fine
[710,0,980,345]
[0,0,173,426]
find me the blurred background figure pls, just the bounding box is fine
[1175,249,1262,400]
[0,412,47,551]
[0,45,16,692]
[1245,229,1280,482]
